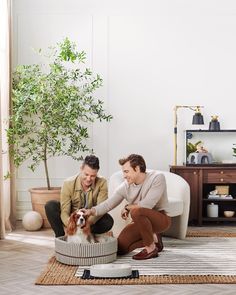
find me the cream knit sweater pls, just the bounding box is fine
[94,170,170,216]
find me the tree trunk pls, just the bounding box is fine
[43,158,51,190]
[43,141,51,190]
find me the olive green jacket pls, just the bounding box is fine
[60,174,108,226]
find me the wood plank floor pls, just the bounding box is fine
[1,224,236,295]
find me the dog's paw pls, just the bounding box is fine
[94,234,108,243]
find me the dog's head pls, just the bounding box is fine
[67,210,87,235]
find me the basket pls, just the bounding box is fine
[55,236,118,266]
[215,185,229,195]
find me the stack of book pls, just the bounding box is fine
[208,194,233,199]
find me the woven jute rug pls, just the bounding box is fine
[35,256,236,285]
[36,235,236,285]
[36,236,236,285]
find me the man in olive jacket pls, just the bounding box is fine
[45,155,113,237]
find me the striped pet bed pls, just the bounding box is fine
[55,236,118,266]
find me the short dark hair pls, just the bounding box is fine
[119,154,146,173]
[83,155,100,170]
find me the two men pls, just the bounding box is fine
[46,153,171,260]
[83,154,171,260]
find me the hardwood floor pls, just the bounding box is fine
[0,224,236,295]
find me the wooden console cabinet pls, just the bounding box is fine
[170,165,236,225]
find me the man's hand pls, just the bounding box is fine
[81,208,96,217]
[121,204,140,220]
[121,207,129,220]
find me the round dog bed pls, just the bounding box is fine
[55,236,118,266]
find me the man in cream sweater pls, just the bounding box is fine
[83,154,171,260]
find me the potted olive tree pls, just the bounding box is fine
[7,38,112,227]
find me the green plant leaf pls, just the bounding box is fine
[7,38,112,189]
[186,141,202,157]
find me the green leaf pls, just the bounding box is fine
[7,38,112,189]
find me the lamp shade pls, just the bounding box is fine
[192,112,204,125]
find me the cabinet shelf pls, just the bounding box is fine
[170,165,236,226]
[187,129,236,132]
[185,129,236,166]
[203,198,236,202]
[202,217,236,222]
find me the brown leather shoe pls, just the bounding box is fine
[132,247,159,260]
[155,233,164,252]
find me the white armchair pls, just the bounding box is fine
[108,170,190,239]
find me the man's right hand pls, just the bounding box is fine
[121,207,129,220]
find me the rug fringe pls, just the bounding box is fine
[187,231,236,237]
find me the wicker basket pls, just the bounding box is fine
[55,236,118,266]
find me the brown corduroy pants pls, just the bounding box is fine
[117,207,171,255]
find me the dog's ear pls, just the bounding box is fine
[82,217,93,235]
[83,224,97,243]
[67,212,77,235]
[82,222,93,242]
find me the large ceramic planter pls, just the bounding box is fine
[29,187,61,228]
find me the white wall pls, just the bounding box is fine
[13,0,236,218]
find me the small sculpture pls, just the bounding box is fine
[187,143,213,164]
[187,152,213,164]
[211,115,219,121]
[209,115,220,130]
[196,143,208,153]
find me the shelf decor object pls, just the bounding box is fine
[207,203,219,218]
[173,105,204,165]
[185,129,236,166]
[224,211,235,218]
[215,185,229,195]
[209,115,221,131]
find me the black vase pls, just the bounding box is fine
[209,121,220,131]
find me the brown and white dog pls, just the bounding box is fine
[66,210,96,244]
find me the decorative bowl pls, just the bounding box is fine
[223,211,235,218]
